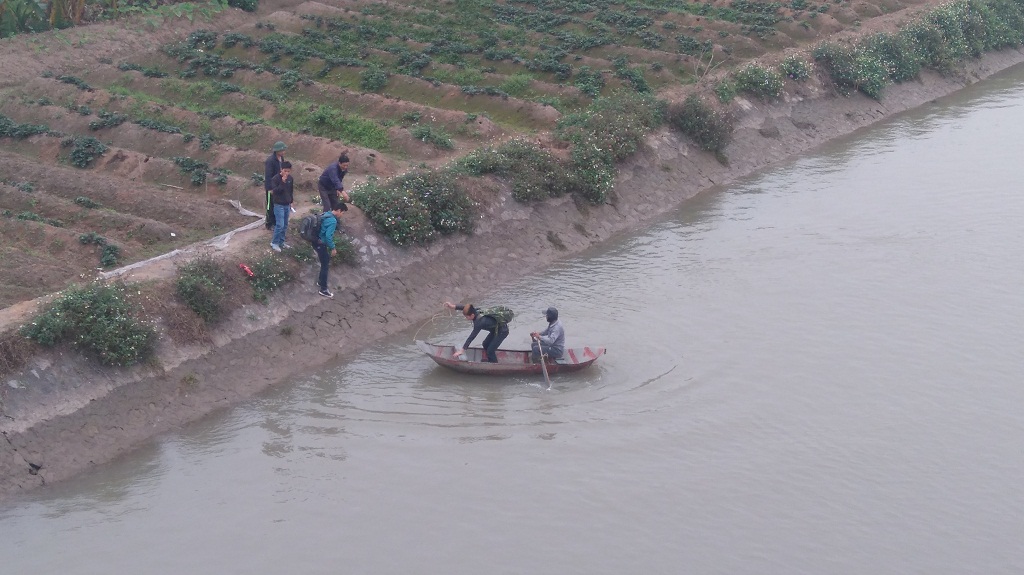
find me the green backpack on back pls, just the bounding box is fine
[478,305,514,329]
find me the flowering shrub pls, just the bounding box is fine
[20,282,155,366]
[457,139,570,203]
[813,41,887,99]
[250,254,295,303]
[734,63,784,100]
[352,182,435,246]
[395,172,474,235]
[566,131,615,204]
[779,55,811,81]
[556,91,665,162]
[669,94,734,153]
[859,32,921,82]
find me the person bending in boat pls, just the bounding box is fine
[443,301,510,363]
[530,307,564,363]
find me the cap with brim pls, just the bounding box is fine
[272,141,287,152]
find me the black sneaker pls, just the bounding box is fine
[318,288,334,298]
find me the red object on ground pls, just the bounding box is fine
[239,263,254,278]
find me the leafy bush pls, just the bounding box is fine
[250,254,294,303]
[20,282,155,366]
[66,137,109,168]
[733,63,784,100]
[556,91,665,162]
[228,0,258,12]
[176,256,226,323]
[0,114,49,139]
[860,32,922,82]
[360,66,390,92]
[779,55,811,80]
[352,171,475,246]
[573,66,605,98]
[669,94,734,153]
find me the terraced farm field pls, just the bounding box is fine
[0,0,939,308]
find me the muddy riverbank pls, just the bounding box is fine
[3,47,1023,502]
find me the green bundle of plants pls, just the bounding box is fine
[20,282,156,366]
[176,256,226,323]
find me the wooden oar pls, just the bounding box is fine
[534,336,552,390]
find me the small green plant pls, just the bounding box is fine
[410,124,454,150]
[20,282,156,366]
[100,244,121,268]
[88,110,128,130]
[714,79,737,103]
[176,255,226,323]
[56,75,92,91]
[75,196,101,209]
[251,172,265,186]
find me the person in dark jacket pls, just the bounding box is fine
[531,307,565,363]
[269,161,294,252]
[443,301,510,363]
[314,200,348,298]
[318,152,351,213]
[264,141,287,230]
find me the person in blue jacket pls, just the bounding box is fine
[315,200,348,299]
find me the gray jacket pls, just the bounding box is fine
[537,319,565,356]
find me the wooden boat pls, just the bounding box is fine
[416,340,606,376]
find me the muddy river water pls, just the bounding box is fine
[3,66,1024,573]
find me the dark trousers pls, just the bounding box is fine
[265,190,275,229]
[480,326,509,363]
[318,184,338,213]
[315,242,331,290]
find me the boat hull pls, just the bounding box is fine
[416,340,605,376]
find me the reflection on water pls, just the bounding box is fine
[3,65,1024,574]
